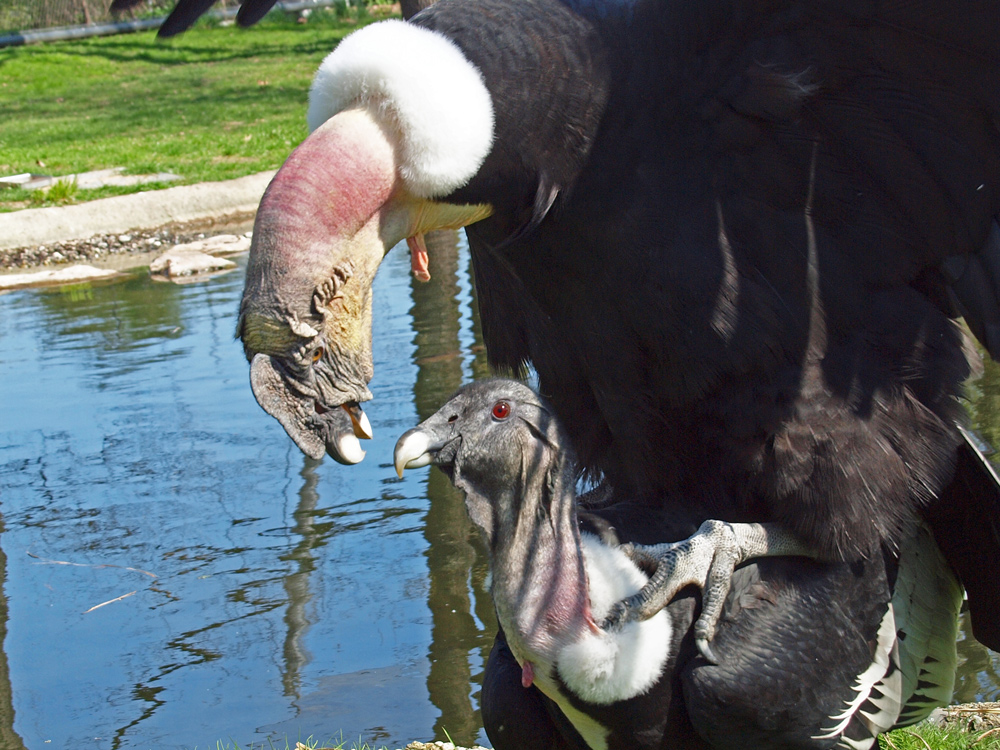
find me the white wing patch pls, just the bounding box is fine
[891,523,962,727]
[816,522,962,749]
[814,602,901,749]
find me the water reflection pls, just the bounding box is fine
[280,456,322,701]
[0,236,997,750]
[0,245,446,748]
[409,230,495,744]
[0,517,27,750]
[956,611,1000,703]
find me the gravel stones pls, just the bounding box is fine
[0,227,204,270]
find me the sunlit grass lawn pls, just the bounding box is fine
[201,723,1000,750]
[0,7,391,211]
[880,723,1000,749]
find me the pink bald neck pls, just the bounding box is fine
[252,110,398,273]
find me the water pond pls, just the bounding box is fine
[0,232,998,749]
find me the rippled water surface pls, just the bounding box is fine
[0,234,998,749]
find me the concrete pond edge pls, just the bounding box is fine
[0,170,276,252]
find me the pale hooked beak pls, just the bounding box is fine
[393,428,433,478]
[331,429,367,465]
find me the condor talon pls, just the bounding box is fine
[608,520,817,661]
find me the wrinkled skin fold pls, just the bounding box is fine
[249,353,368,463]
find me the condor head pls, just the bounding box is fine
[236,21,494,463]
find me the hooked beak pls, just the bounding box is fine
[343,401,373,440]
[250,353,369,464]
[393,410,464,479]
[394,428,434,477]
[395,418,468,478]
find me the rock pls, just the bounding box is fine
[149,233,250,280]
[2,225,252,273]
[927,702,1000,732]
[150,249,236,279]
[0,264,119,290]
[166,233,251,257]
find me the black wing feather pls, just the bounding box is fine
[157,0,219,37]
[925,428,1000,651]
[236,0,281,27]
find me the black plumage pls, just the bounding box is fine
[108,0,280,37]
[151,0,1000,650]
[395,379,963,750]
[418,0,1000,647]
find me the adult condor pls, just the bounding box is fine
[151,0,1000,650]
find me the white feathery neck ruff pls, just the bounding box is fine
[307,20,495,199]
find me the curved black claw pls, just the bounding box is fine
[600,521,814,664]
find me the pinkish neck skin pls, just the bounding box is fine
[489,488,597,675]
[250,110,398,286]
[521,660,535,688]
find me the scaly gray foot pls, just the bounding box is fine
[600,521,814,663]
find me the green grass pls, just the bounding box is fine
[202,734,390,750]
[199,724,998,750]
[0,6,394,211]
[880,724,1000,750]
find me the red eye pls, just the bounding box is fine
[492,401,511,420]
